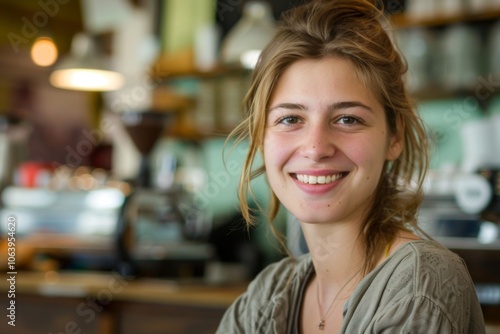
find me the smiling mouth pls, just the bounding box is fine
[294,172,348,185]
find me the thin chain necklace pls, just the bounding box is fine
[316,268,362,330]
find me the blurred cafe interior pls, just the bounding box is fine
[0,0,500,333]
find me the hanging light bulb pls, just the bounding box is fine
[50,33,124,91]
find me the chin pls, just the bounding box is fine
[289,211,337,225]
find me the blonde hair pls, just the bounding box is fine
[228,0,429,275]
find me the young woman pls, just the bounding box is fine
[217,0,486,333]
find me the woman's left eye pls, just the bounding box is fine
[336,115,361,125]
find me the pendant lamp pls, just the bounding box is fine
[220,1,276,69]
[50,33,124,92]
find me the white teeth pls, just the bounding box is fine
[296,173,344,185]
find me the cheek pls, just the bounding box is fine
[263,133,290,168]
[263,135,274,167]
[348,137,388,172]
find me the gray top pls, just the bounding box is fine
[216,240,486,334]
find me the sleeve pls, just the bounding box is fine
[215,256,298,334]
[371,244,486,334]
[216,291,250,334]
[373,295,455,334]
[373,291,486,334]
[215,270,280,334]
[216,286,280,334]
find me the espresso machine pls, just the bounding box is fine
[116,111,214,279]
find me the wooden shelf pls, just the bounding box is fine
[168,127,233,141]
[390,9,500,28]
[410,86,474,101]
[152,51,250,80]
[162,65,249,80]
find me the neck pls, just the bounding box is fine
[301,220,365,294]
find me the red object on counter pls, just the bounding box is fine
[17,161,55,188]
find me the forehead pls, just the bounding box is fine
[269,57,382,111]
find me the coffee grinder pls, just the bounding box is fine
[115,110,214,278]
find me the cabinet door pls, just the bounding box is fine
[118,302,226,334]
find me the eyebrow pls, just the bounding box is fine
[267,101,374,113]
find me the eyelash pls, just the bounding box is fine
[275,114,363,126]
[276,115,301,126]
[336,114,363,125]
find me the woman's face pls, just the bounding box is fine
[264,57,402,225]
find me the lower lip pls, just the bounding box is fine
[292,175,344,195]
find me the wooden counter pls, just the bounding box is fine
[0,271,247,334]
[2,271,498,333]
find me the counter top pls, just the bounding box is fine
[2,271,499,331]
[0,271,247,308]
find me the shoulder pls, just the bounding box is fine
[246,253,311,301]
[401,240,471,294]
[385,240,473,298]
[383,240,485,331]
[386,240,465,273]
[409,241,481,309]
[343,241,485,333]
[405,239,461,263]
[216,254,312,333]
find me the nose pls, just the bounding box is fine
[300,124,336,161]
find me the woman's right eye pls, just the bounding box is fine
[277,115,300,126]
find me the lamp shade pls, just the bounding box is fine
[220,1,276,69]
[50,33,124,91]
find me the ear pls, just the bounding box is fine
[386,117,404,161]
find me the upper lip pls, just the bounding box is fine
[291,170,346,176]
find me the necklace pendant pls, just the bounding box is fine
[319,320,325,330]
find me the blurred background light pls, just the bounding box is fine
[31,37,59,67]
